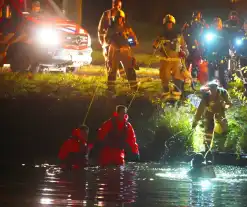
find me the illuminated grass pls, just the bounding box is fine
[0,69,247,154]
[0,69,162,99]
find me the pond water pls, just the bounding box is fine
[1,163,247,206]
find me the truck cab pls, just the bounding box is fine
[0,0,92,73]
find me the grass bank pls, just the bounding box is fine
[0,71,246,162]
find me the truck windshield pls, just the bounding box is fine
[25,0,65,19]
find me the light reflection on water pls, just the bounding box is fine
[1,163,247,206]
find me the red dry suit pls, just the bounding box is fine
[58,128,88,169]
[94,112,139,167]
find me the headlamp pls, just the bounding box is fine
[128,36,136,47]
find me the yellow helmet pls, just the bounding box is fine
[163,14,176,25]
[116,9,125,18]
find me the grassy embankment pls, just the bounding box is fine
[0,67,247,157]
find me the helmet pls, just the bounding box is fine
[191,153,205,168]
[228,10,239,21]
[116,9,125,18]
[32,1,40,6]
[213,17,223,29]
[207,80,220,88]
[163,14,176,25]
[112,0,122,8]
[192,11,202,19]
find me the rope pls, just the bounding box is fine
[204,130,215,160]
[127,81,140,110]
[82,65,105,125]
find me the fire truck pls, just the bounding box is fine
[0,0,92,73]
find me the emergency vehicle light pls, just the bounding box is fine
[235,37,243,46]
[205,33,215,42]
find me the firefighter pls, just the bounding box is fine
[202,17,229,88]
[105,10,138,93]
[223,10,243,33]
[182,11,207,79]
[192,80,232,161]
[89,105,140,167]
[98,0,123,68]
[58,125,89,169]
[30,1,43,17]
[153,14,189,101]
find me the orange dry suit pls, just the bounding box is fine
[153,27,189,100]
[58,128,88,169]
[105,23,138,92]
[90,112,140,167]
[193,87,232,149]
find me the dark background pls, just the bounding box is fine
[81,0,247,26]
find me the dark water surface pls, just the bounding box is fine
[1,163,247,207]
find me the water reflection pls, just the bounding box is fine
[1,163,247,206]
[38,165,137,206]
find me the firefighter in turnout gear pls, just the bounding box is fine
[182,11,208,80]
[192,80,232,159]
[104,10,139,93]
[98,0,124,69]
[153,14,189,101]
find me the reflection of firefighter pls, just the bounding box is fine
[192,81,232,159]
[89,105,140,167]
[58,125,89,169]
[98,0,123,67]
[153,14,189,101]
[182,11,207,79]
[105,10,138,92]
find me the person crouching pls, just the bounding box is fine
[58,125,89,169]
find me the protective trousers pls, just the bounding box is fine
[103,46,126,79]
[159,60,184,93]
[204,111,228,151]
[107,45,137,93]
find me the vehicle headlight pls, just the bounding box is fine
[235,37,243,46]
[87,34,91,47]
[205,33,215,42]
[37,28,60,45]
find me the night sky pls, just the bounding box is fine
[82,0,246,27]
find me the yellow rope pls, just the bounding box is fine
[204,128,215,159]
[82,65,105,125]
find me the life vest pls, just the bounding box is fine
[103,117,128,149]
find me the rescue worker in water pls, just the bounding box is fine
[104,10,139,93]
[192,80,232,160]
[58,125,90,169]
[89,105,140,167]
[153,14,189,101]
[187,153,216,179]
